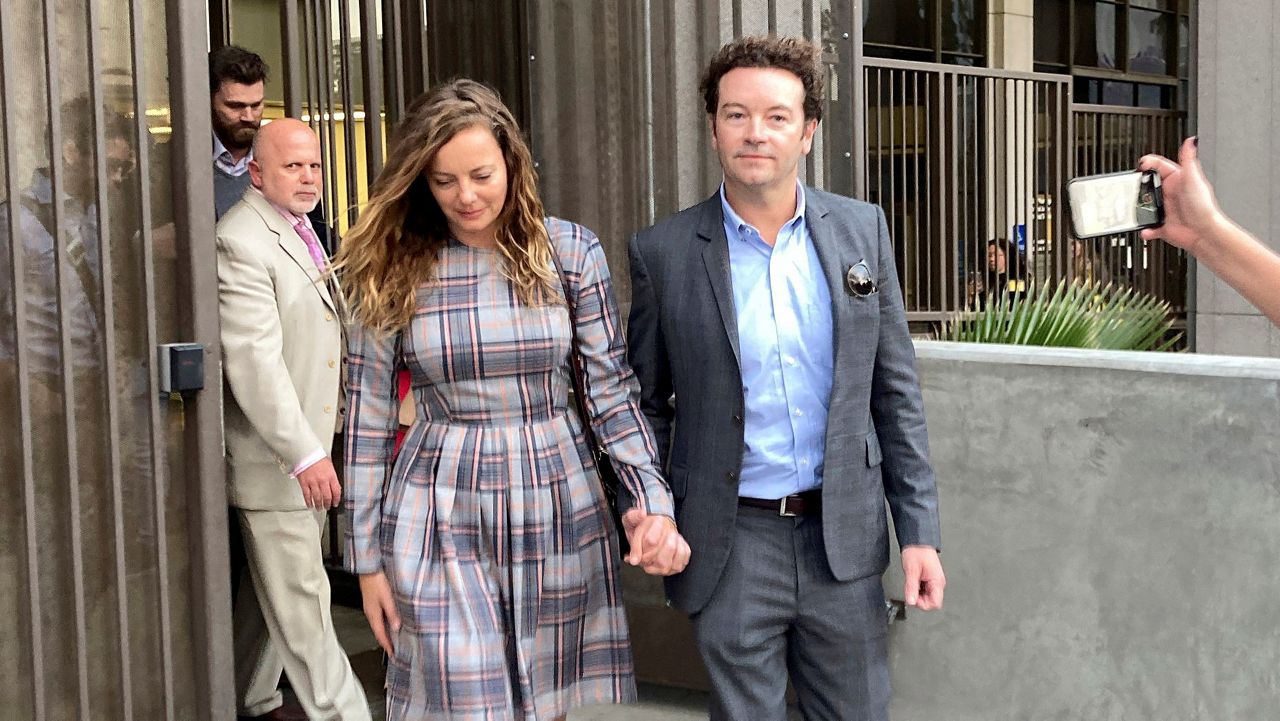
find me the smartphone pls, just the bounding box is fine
[1066,169,1164,239]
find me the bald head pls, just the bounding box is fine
[249,118,322,214]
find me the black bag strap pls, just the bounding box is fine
[547,240,603,454]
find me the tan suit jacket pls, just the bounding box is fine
[216,187,344,511]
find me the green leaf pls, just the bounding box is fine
[942,279,1177,351]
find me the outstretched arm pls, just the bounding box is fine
[1140,138,1280,327]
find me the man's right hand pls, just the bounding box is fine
[358,571,401,656]
[295,457,342,509]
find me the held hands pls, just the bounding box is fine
[621,508,691,576]
[358,571,402,656]
[295,457,343,509]
[1138,137,1226,257]
[901,545,946,611]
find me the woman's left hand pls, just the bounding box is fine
[621,509,691,576]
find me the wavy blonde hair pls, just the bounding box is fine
[336,79,559,333]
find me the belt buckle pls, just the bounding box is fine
[778,496,798,517]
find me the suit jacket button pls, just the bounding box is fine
[726,471,737,481]
[324,312,334,322]
[324,405,333,413]
[733,414,742,425]
[328,359,336,368]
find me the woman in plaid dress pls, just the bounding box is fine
[336,80,691,721]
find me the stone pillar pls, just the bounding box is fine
[1194,1,1280,357]
[988,0,1034,72]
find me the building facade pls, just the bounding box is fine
[2,0,1277,718]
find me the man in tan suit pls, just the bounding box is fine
[217,118,370,721]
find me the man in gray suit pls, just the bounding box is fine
[626,36,946,720]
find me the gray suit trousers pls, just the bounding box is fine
[691,506,891,721]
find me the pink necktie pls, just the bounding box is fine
[293,218,328,273]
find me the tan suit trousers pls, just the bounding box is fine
[233,508,370,720]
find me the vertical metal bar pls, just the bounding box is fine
[83,0,133,712]
[1061,82,1069,281]
[338,0,359,228]
[874,67,882,207]
[320,0,342,230]
[1020,79,1028,285]
[1014,78,1021,273]
[167,0,237,714]
[641,0,656,225]
[996,77,1005,270]
[360,0,385,181]
[128,0,173,711]
[0,0,46,715]
[1040,81,1052,281]
[1018,79,1026,284]
[304,0,318,129]
[972,76,980,291]
[850,0,866,199]
[907,69,915,310]
[381,0,405,127]
[912,70,923,312]
[282,0,305,117]
[417,0,430,89]
[209,0,232,49]
[888,69,898,299]
[947,73,958,309]
[934,70,943,311]
[38,0,93,714]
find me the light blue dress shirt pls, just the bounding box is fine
[721,183,834,499]
[213,133,253,176]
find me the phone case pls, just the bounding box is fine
[1066,170,1164,240]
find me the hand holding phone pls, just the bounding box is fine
[1067,170,1165,239]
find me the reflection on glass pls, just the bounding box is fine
[942,0,982,54]
[1033,0,1068,66]
[1128,8,1171,75]
[864,0,931,50]
[1137,83,1166,108]
[1102,80,1133,105]
[1074,0,1118,69]
[1178,15,1189,78]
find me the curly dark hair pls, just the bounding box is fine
[700,35,824,122]
[208,45,269,93]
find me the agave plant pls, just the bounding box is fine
[943,279,1181,351]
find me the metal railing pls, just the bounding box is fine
[1072,105,1188,315]
[861,58,1188,324]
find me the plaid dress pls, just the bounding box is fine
[344,219,674,721]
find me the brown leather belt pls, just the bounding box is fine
[738,489,822,517]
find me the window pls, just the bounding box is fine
[864,0,987,66]
[1034,0,1192,109]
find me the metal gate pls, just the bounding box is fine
[0,0,229,718]
[858,58,1188,326]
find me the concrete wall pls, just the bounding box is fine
[626,341,1280,715]
[1194,2,1280,356]
[886,342,1280,718]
